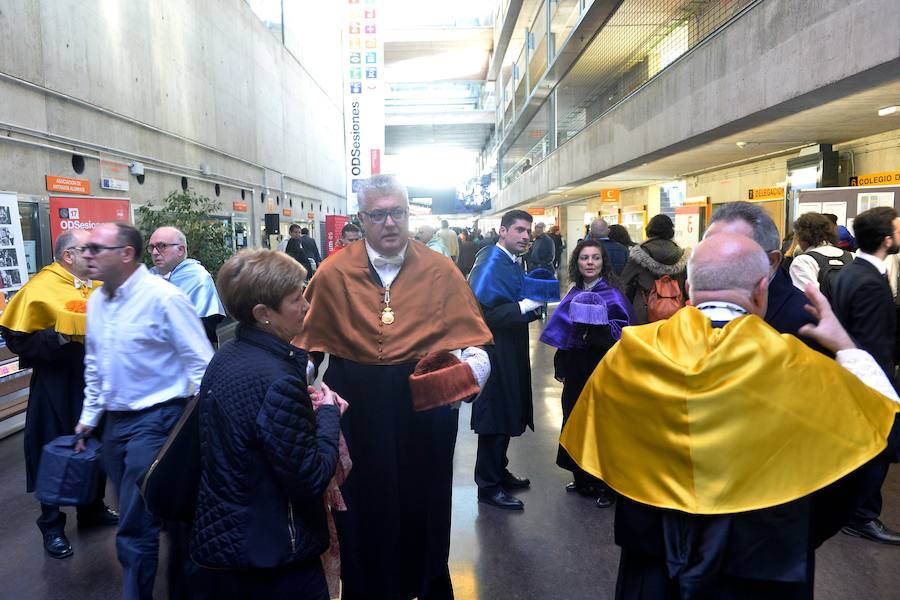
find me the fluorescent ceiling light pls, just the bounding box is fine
[877,106,899,117]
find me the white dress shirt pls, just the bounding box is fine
[855,250,887,275]
[365,240,408,288]
[495,242,519,263]
[79,265,214,427]
[789,244,847,291]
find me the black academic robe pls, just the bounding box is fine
[1,327,88,492]
[613,324,900,599]
[471,301,539,436]
[615,420,900,600]
[553,325,617,473]
[324,356,457,600]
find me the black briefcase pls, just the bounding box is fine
[137,394,201,523]
[35,434,102,506]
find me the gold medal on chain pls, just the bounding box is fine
[381,285,395,325]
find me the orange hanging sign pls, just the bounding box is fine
[600,189,620,202]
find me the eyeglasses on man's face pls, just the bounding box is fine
[80,244,126,256]
[147,242,180,253]
[360,207,407,225]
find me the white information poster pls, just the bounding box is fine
[821,201,848,226]
[23,240,36,274]
[797,202,821,215]
[343,0,384,214]
[674,206,702,249]
[857,191,895,212]
[0,192,30,294]
[100,154,130,191]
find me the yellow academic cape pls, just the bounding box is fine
[560,306,899,515]
[0,262,100,336]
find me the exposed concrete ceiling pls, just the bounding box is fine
[522,75,900,208]
[385,122,494,154]
[384,27,493,82]
[384,24,496,154]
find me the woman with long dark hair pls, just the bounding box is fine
[539,240,634,507]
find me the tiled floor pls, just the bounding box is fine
[0,318,898,599]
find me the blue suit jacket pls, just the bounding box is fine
[765,266,824,352]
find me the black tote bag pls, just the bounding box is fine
[137,394,201,523]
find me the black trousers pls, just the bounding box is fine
[475,434,510,492]
[849,461,889,527]
[36,496,107,535]
[191,559,328,600]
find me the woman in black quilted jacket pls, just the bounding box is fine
[189,249,347,599]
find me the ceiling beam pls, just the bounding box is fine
[487,0,524,81]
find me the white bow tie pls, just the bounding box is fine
[74,278,92,290]
[373,255,403,269]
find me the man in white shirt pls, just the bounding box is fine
[789,212,853,297]
[75,222,212,600]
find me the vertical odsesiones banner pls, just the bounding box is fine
[344,0,384,215]
[49,196,131,245]
[325,214,350,256]
[0,192,31,294]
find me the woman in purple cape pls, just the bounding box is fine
[539,239,634,507]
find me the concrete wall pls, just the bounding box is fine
[494,0,900,212]
[0,0,345,249]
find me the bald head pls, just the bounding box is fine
[149,226,188,275]
[688,234,770,315]
[414,224,435,243]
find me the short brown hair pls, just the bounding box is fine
[216,249,307,325]
[793,212,837,248]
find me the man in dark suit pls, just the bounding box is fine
[705,202,819,346]
[831,206,900,545]
[299,227,322,269]
[589,218,629,275]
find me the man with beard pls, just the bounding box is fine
[831,206,900,545]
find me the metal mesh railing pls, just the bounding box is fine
[555,0,755,146]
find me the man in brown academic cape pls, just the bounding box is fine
[296,174,493,600]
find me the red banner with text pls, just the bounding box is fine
[325,215,350,257]
[49,196,131,244]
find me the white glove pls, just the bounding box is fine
[461,346,491,390]
[518,298,542,314]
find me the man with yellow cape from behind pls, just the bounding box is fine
[0,230,118,560]
[561,234,900,599]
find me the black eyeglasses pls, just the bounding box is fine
[360,207,407,224]
[81,244,126,255]
[64,246,82,254]
[147,242,180,252]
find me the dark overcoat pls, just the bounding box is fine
[1,327,87,492]
[467,245,539,436]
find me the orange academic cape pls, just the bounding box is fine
[296,239,493,364]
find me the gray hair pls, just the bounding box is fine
[708,202,780,253]
[688,237,769,294]
[590,218,610,239]
[356,174,409,211]
[54,231,79,262]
